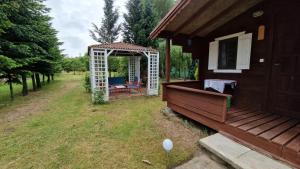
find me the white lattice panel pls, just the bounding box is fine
[149,54,159,89]
[146,52,159,95]
[128,56,136,82]
[93,51,106,91]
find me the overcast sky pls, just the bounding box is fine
[44,0,128,57]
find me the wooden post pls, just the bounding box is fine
[165,38,171,82]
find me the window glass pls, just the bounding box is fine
[218,37,238,69]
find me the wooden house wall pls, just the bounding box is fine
[190,0,300,118]
[199,1,271,109]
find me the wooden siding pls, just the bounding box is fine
[197,0,272,109]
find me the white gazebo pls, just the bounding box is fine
[88,42,160,101]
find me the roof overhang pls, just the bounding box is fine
[150,0,264,39]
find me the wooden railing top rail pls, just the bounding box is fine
[166,85,232,98]
[162,80,201,86]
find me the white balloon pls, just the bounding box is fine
[162,139,173,152]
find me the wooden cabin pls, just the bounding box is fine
[150,0,300,167]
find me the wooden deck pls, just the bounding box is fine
[223,108,300,168]
[164,82,299,168]
[169,103,300,168]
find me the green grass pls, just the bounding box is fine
[0,82,30,105]
[0,74,195,169]
[0,77,38,107]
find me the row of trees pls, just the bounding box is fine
[61,54,127,77]
[158,43,195,79]
[62,55,88,74]
[90,0,172,47]
[89,0,196,80]
[0,0,63,100]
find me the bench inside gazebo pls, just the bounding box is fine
[88,42,159,101]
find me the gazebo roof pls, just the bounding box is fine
[88,42,158,53]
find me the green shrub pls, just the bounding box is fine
[84,73,91,93]
[93,89,106,104]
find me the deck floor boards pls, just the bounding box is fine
[227,107,251,114]
[248,116,290,135]
[229,113,270,127]
[238,115,280,131]
[272,124,300,145]
[259,120,299,140]
[168,103,300,168]
[286,135,300,152]
[227,109,256,117]
[226,111,262,123]
[224,108,299,168]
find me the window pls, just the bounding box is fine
[208,32,253,73]
[218,37,238,69]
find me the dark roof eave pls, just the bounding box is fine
[149,0,191,39]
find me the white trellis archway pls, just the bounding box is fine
[88,42,159,101]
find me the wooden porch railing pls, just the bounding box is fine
[162,81,202,101]
[163,81,232,122]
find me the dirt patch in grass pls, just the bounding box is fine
[156,115,200,149]
[0,79,79,124]
[153,108,218,168]
[154,107,214,153]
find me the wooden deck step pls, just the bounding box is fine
[248,116,290,135]
[239,115,280,131]
[272,124,300,145]
[259,120,299,140]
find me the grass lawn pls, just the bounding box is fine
[0,73,204,169]
[0,81,32,107]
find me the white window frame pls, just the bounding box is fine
[215,31,245,41]
[208,31,252,74]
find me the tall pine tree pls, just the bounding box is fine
[139,0,158,47]
[153,0,174,19]
[90,0,121,43]
[0,0,62,99]
[122,0,157,48]
[123,0,143,44]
